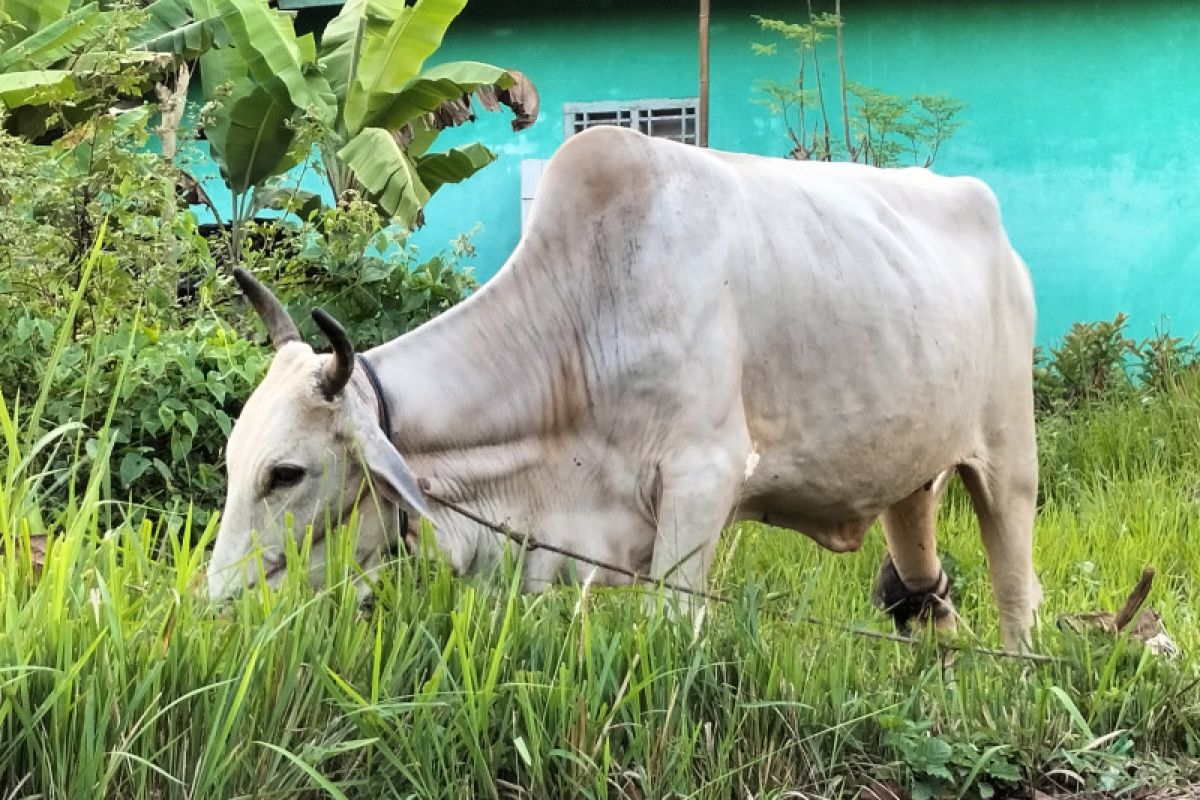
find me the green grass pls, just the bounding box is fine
[2,285,1200,797]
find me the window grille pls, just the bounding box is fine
[563,99,699,145]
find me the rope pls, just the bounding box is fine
[353,346,1055,663]
[423,491,1062,665]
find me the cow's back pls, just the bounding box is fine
[708,148,1034,521]
[519,127,1033,522]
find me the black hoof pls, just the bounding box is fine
[872,554,952,631]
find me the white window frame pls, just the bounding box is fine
[563,98,700,145]
[521,99,699,231]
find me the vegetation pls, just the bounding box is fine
[2,278,1199,796]
[0,0,517,518]
[191,0,537,237]
[1,145,1198,795]
[1,0,506,520]
[751,6,966,167]
[0,0,176,141]
[1,0,535,235]
[0,117,478,521]
[2,1,1198,798]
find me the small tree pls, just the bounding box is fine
[0,0,538,254]
[0,0,187,141]
[194,0,537,245]
[752,3,965,167]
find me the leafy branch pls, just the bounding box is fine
[751,5,965,167]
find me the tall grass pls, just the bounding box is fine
[2,254,1198,797]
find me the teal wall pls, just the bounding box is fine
[410,0,1200,344]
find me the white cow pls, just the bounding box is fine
[209,126,1040,649]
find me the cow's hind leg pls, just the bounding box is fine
[876,485,956,635]
[959,449,1040,651]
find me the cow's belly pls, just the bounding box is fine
[735,299,985,546]
[735,432,963,552]
[744,506,879,553]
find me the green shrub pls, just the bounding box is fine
[1,310,270,519]
[0,109,206,324]
[751,11,966,166]
[0,111,478,524]
[1033,313,1198,414]
[1032,314,1200,504]
[238,198,480,350]
[1135,327,1199,395]
[1034,313,1136,412]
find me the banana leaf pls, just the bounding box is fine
[0,0,72,49]
[214,0,333,121]
[338,126,430,228]
[0,70,75,109]
[343,0,467,134]
[365,60,512,131]
[414,142,495,195]
[131,0,229,59]
[0,3,98,71]
[207,78,297,195]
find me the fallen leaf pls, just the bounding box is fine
[1057,567,1181,659]
[859,779,906,800]
[0,534,50,574]
[28,534,49,569]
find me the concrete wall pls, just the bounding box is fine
[409,0,1200,344]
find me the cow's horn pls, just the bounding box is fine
[233,267,300,350]
[312,308,354,399]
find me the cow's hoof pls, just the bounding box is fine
[872,554,953,632]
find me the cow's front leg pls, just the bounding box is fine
[647,451,742,619]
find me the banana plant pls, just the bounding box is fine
[197,0,537,231]
[0,1,101,113]
[0,0,215,139]
[0,0,535,232]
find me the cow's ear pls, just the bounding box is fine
[357,426,430,517]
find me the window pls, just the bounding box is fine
[520,98,699,230]
[563,98,699,145]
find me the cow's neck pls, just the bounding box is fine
[366,270,587,568]
[370,271,581,450]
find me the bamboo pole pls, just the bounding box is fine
[699,0,710,147]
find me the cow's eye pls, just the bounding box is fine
[267,464,306,493]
